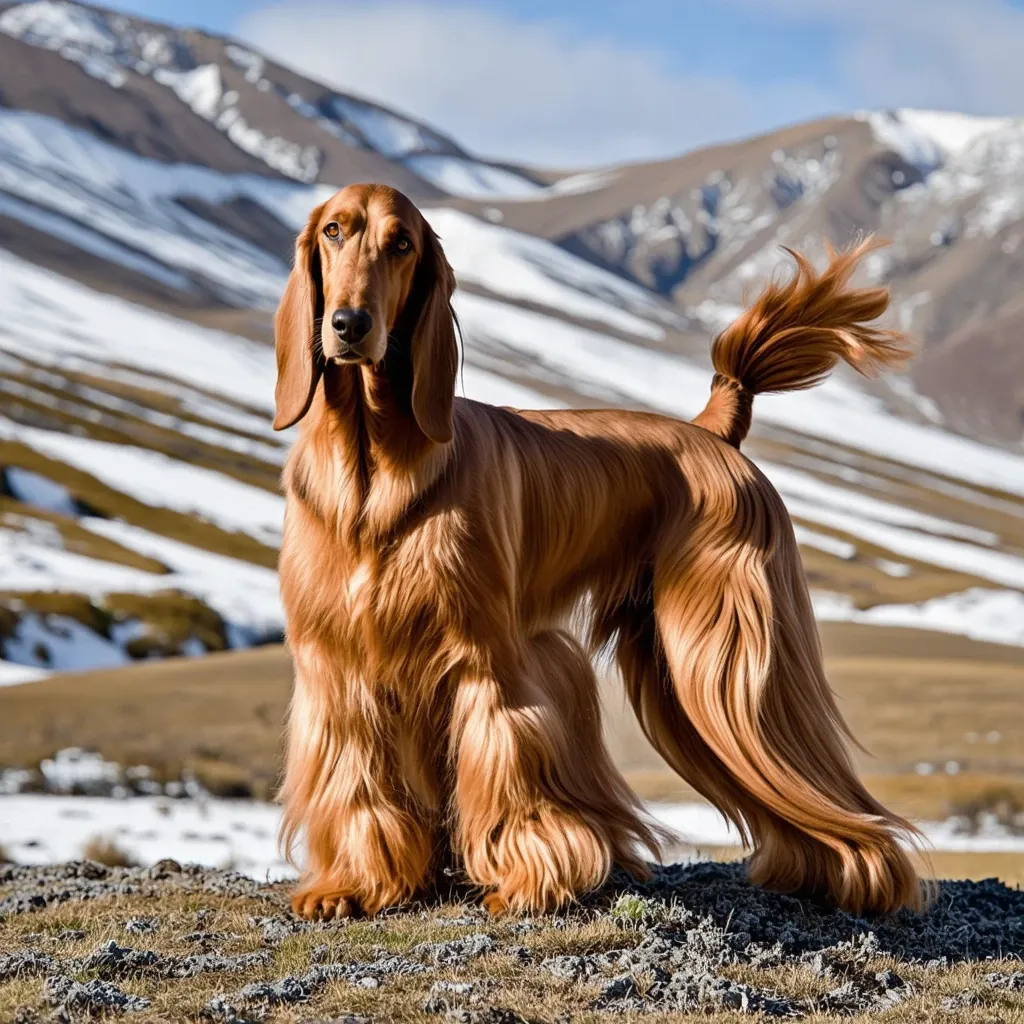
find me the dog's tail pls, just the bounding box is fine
[693,239,913,448]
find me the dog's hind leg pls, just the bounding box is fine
[610,587,781,850]
[450,629,661,915]
[645,459,923,915]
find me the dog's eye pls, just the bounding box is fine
[323,222,342,240]
[394,236,412,254]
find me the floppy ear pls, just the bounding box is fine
[410,225,459,444]
[273,204,325,431]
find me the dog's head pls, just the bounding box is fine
[272,183,458,443]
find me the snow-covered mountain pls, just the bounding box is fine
[0,0,1020,682]
[475,108,1024,448]
[0,0,547,197]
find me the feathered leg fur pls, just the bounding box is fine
[280,639,436,918]
[640,445,922,914]
[450,629,663,915]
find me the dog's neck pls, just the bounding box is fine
[292,360,451,543]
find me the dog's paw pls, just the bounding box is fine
[291,887,358,921]
[482,891,510,917]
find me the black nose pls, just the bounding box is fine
[331,308,373,344]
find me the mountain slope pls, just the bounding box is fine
[455,109,1024,447]
[0,1,1019,682]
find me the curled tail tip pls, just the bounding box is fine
[694,238,914,448]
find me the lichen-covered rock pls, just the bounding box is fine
[0,950,55,981]
[45,974,151,1015]
[413,933,495,965]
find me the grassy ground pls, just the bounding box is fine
[0,645,290,800]
[1,862,1022,1024]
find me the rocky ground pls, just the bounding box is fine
[0,859,1022,1022]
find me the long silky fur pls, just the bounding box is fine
[275,188,925,922]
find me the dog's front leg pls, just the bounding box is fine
[450,631,659,915]
[280,639,434,919]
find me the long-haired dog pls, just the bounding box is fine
[274,183,922,920]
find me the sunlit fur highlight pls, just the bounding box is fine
[274,184,924,921]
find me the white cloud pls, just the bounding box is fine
[729,0,1024,116]
[236,1,839,168]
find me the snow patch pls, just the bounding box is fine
[153,64,222,121]
[0,794,292,878]
[0,245,277,413]
[0,109,296,306]
[545,169,619,197]
[0,1,117,54]
[82,520,283,645]
[0,420,284,547]
[0,660,50,687]
[5,612,129,672]
[1,795,1019,881]
[894,109,1013,158]
[816,587,1024,648]
[0,4,320,181]
[861,110,944,174]
[329,95,447,157]
[224,43,264,83]
[792,525,856,561]
[406,154,542,198]
[425,208,677,338]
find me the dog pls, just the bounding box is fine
[273,183,922,920]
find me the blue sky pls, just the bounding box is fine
[101,0,1024,167]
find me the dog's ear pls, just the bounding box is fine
[409,224,458,444]
[273,203,325,431]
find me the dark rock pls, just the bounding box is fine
[941,990,982,1011]
[0,950,55,981]
[160,950,272,979]
[986,970,1024,990]
[591,861,1024,963]
[248,914,307,944]
[82,939,159,975]
[424,979,479,1014]
[596,966,800,1017]
[148,858,182,878]
[413,933,495,965]
[540,954,600,981]
[45,973,151,1015]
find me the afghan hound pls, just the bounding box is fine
[273,183,922,920]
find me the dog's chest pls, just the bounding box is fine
[338,556,374,627]
[293,518,458,652]
[284,443,470,659]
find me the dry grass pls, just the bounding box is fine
[0,645,290,794]
[80,835,138,868]
[0,878,1020,1023]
